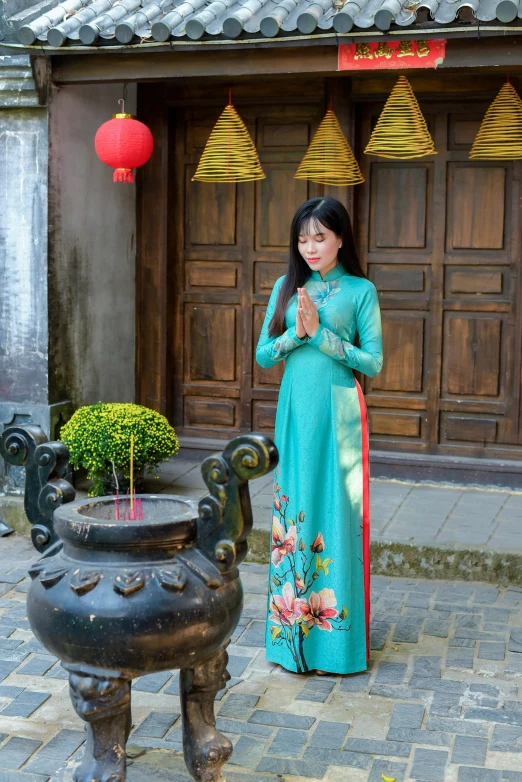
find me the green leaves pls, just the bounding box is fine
[316,556,334,576]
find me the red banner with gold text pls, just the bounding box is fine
[338,39,446,71]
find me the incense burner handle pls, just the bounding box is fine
[197,433,278,573]
[0,425,75,554]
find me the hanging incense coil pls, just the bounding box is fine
[192,102,265,183]
[294,108,364,186]
[364,75,436,159]
[470,82,522,160]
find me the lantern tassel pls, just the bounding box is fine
[113,168,134,183]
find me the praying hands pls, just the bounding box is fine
[297,288,319,339]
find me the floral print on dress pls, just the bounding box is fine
[268,469,350,673]
[274,332,301,358]
[308,280,341,309]
[317,327,359,366]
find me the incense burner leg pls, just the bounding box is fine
[180,648,232,782]
[67,666,131,782]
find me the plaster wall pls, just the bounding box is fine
[48,83,137,408]
[0,101,48,405]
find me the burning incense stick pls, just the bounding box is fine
[111,460,120,521]
[130,434,134,518]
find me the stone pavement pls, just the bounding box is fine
[0,534,521,780]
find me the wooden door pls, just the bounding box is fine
[169,97,323,441]
[358,100,522,459]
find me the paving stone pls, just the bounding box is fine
[133,712,180,739]
[490,725,522,751]
[24,729,85,776]
[473,587,500,604]
[368,759,407,782]
[0,774,50,782]
[216,718,272,739]
[303,747,371,769]
[455,628,506,641]
[235,621,266,647]
[218,694,259,720]
[0,737,42,769]
[451,734,487,765]
[409,677,466,694]
[308,720,350,750]
[386,727,451,746]
[446,648,474,669]
[423,620,450,638]
[343,738,411,757]
[370,685,427,700]
[410,748,449,781]
[228,736,266,770]
[132,671,172,693]
[256,757,328,778]
[0,685,24,698]
[45,665,68,680]
[478,642,506,660]
[465,709,522,726]
[227,655,251,678]
[268,727,307,757]
[248,710,315,730]
[405,594,431,609]
[509,629,522,653]
[483,607,510,624]
[389,704,425,729]
[1,690,50,718]
[430,692,462,718]
[370,628,389,650]
[455,614,480,629]
[449,638,477,648]
[504,773,522,781]
[413,657,442,678]
[16,656,56,677]
[393,619,421,643]
[339,672,371,692]
[375,662,407,685]
[458,769,501,782]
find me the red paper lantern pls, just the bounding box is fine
[94,113,154,183]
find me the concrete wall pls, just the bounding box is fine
[0,57,47,406]
[48,83,137,408]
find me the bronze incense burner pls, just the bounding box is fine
[0,424,277,782]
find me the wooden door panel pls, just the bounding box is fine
[256,164,309,250]
[252,400,277,431]
[184,304,237,383]
[370,164,430,250]
[252,305,284,387]
[185,171,237,248]
[185,397,237,428]
[186,262,239,290]
[447,164,506,251]
[441,413,497,444]
[369,410,422,438]
[445,266,507,299]
[368,313,425,394]
[255,262,286,294]
[442,314,503,398]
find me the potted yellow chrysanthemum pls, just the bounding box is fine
[60,402,180,497]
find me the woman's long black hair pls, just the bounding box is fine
[268,197,366,336]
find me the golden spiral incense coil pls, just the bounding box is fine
[192,103,265,183]
[364,75,436,159]
[294,109,364,186]
[470,82,522,160]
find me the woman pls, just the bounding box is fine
[256,197,383,676]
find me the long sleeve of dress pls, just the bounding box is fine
[308,284,383,378]
[256,279,307,369]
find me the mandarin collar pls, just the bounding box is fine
[310,265,347,283]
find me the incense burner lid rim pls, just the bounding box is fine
[53,493,199,548]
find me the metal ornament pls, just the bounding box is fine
[0,424,278,782]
